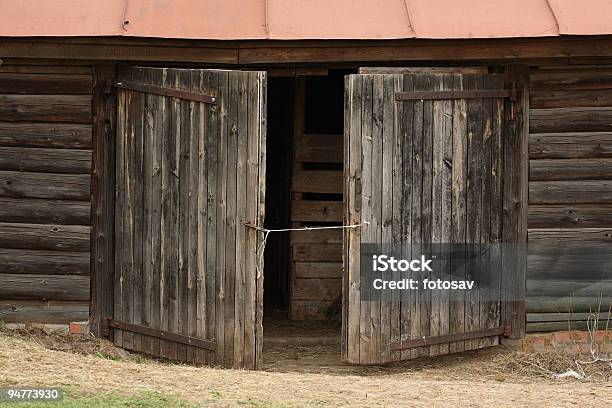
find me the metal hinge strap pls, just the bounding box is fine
[390,327,505,351]
[107,318,216,351]
[114,80,217,104]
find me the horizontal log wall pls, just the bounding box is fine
[528,66,612,330]
[0,62,93,324]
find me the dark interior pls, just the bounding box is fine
[263,71,349,316]
[263,77,294,311]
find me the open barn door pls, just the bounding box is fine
[111,67,266,369]
[343,68,528,364]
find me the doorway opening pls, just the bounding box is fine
[262,70,353,365]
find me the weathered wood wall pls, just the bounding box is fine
[528,65,612,331]
[113,67,266,368]
[0,62,93,324]
[343,71,527,364]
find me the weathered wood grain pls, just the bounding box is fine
[501,65,529,339]
[290,200,342,222]
[528,227,612,245]
[0,147,91,174]
[0,171,90,200]
[530,107,612,133]
[112,67,265,368]
[293,278,342,301]
[530,69,612,91]
[527,320,610,332]
[292,243,342,262]
[294,133,343,163]
[0,273,89,301]
[529,180,612,204]
[528,204,612,228]
[0,122,92,149]
[292,170,342,194]
[0,222,90,251]
[0,197,90,225]
[294,262,341,279]
[449,76,468,353]
[0,300,89,323]
[343,70,524,363]
[531,88,612,109]
[0,73,93,94]
[0,248,89,275]
[0,95,92,123]
[290,229,342,244]
[344,74,362,364]
[527,297,612,313]
[529,132,612,159]
[529,158,612,181]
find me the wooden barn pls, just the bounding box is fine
[0,0,611,369]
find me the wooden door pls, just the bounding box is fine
[113,67,266,369]
[343,69,528,364]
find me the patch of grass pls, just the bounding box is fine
[131,353,147,364]
[95,351,122,361]
[0,389,196,408]
[236,398,287,408]
[0,320,6,330]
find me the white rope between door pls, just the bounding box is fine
[245,221,369,278]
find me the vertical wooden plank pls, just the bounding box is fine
[449,75,467,353]
[410,75,425,359]
[203,70,219,365]
[430,74,444,357]
[255,71,267,370]
[131,68,145,355]
[419,74,434,358]
[438,74,454,355]
[359,75,373,365]
[486,74,505,347]
[342,74,350,361]
[345,74,362,364]
[399,74,414,361]
[465,74,484,351]
[244,71,260,369]
[390,74,403,362]
[186,70,201,363]
[121,69,135,352]
[224,71,238,367]
[90,65,116,338]
[160,68,179,360]
[215,71,229,366]
[113,80,126,349]
[368,75,383,363]
[479,74,495,349]
[176,69,191,362]
[380,75,394,363]
[503,65,529,339]
[148,68,164,358]
[233,72,248,368]
[140,67,153,356]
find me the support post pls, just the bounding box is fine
[90,65,117,337]
[502,64,529,339]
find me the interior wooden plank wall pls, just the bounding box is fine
[289,77,343,320]
[528,65,612,332]
[0,62,93,324]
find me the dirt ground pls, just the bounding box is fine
[0,328,610,407]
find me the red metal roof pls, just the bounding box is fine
[1,0,611,40]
